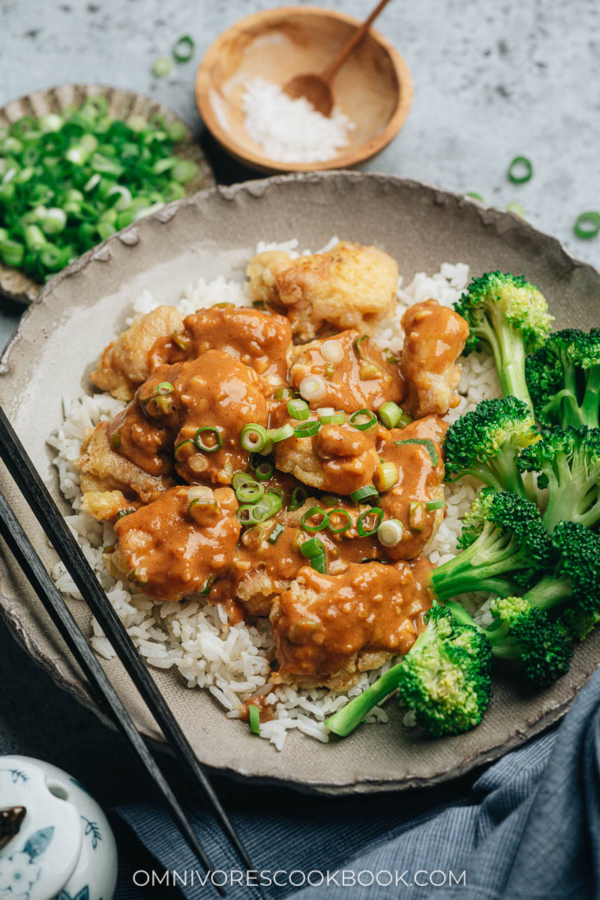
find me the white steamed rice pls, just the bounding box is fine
[47,239,501,751]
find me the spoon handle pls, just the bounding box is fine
[320,0,394,84]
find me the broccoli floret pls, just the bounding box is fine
[560,607,600,642]
[525,328,600,428]
[430,491,553,601]
[446,598,573,689]
[324,602,492,738]
[454,271,553,410]
[444,397,540,499]
[518,426,600,531]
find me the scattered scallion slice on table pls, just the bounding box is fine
[0,98,198,283]
[173,35,195,63]
[574,211,600,240]
[248,703,260,735]
[507,155,533,184]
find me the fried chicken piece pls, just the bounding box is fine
[81,490,139,522]
[378,416,448,560]
[106,485,240,602]
[90,306,184,401]
[289,330,403,414]
[400,299,469,418]
[247,241,399,342]
[76,421,173,503]
[168,307,293,387]
[270,556,433,691]
[272,410,380,495]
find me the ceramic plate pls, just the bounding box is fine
[1,172,599,795]
[0,83,215,304]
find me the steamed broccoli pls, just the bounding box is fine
[525,328,600,428]
[430,490,553,602]
[444,396,540,500]
[446,598,573,688]
[454,271,553,410]
[325,601,492,739]
[518,426,600,532]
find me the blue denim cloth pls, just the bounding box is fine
[114,669,600,899]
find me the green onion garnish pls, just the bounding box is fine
[248,703,260,735]
[506,202,526,218]
[232,471,256,490]
[236,481,265,504]
[110,431,122,450]
[357,507,383,537]
[173,35,195,63]
[574,211,600,240]
[115,507,136,521]
[268,522,286,544]
[294,420,321,438]
[287,398,310,420]
[174,439,196,462]
[289,486,308,511]
[377,401,403,429]
[301,507,329,532]
[373,461,398,493]
[240,423,269,452]
[426,498,446,511]
[153,56,173,77]
[156,381,173,395]
[352,334,369,361]
[378,519,404,547]
[466,192,484,201]
[265,491,284,518]
[300,536,327,573]
[254,460,274,481]
[349,409,377,431]
[274,387,294,400]
[319,409,345,425]
[507,155,533,184]
[324,363,336,379]
[268,424,294,443]
[394,438,439,466]
[350,485,379,504]
[327,508,352,534]
[195,426,222,453]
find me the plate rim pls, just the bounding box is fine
[1,169,598,795]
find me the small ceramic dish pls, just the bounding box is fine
[0,83,215,305]
[195,6,413,174]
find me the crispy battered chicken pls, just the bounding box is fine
[270,557,433,690]
[247,241,399,342]
[107,485,240,602]
[400,299,469,418]
[90,306,184,401]
[76,421,173,503]
[289,329,403,413]
[81,490,139,522]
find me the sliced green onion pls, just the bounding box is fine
[373,461,398,493]
[299,374,326,402]
[233,471,256,490]
[268,424,294,443]
[172,160,198,184]
[115,507,136,522]
[24,225,46,251]
[153,56,173,78]
[321,339,344,363]
[466,192,484,201]
[324,363,336,379]
[301,507,329,532]
[357,507,383,537]
[265,491,284,518]
[377,401,403,430]
[378,519,404,547]
[236,481,265,504]
[236,504,259,526]
[248,703,260,735]
[173,35,195,62]
[352,334,369,360]
[309,553,327,574]
[349,409,377,431]
[394,438,439,466]
[199,574,215,596]
[268,522,286,544]
[172,332,191,352]
[359,363,381,381]
[426,498,446,511]
[300,536,325,559]
[254,460,274,481]
[409,501,426,531]
[350,485,379,504]
[110,431,122,450]
[294,420,321,438]
[319,410,345,425]
[167,121,186,143]
[289,486,308,511]
[189,497,218,526]
[328,509,352,534]
[574,212,600,240]
[0,239,24,267]
[274,387,294,400]
[174,439,196,462]
[287,398,309,420]
[508,155,533,184]
[156,381,173,395]
[506,201,526,218]
[195,426,222,453]
[240,423,269,452]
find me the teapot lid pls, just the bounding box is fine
[0,757,82,900]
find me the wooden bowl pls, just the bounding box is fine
[195,6,413,174]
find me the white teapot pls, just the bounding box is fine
[0,756,117,900]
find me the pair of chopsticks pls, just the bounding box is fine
[0,408,258,896]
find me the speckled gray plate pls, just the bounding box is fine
[1,172,599,795]
[0,83,215,304]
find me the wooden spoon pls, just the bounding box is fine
[284,0,394,117]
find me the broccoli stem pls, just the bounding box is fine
[580,366,600,428]
[496,343,533,414]
[325,662,404,737]
[430,527,526,601]
[444,601,518,657]
[522,574,572,611]
[543,472,600,532]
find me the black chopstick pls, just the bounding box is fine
[0,490,224,896]
[0,407,257,879]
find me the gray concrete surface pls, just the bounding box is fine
[0,0,599,795]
